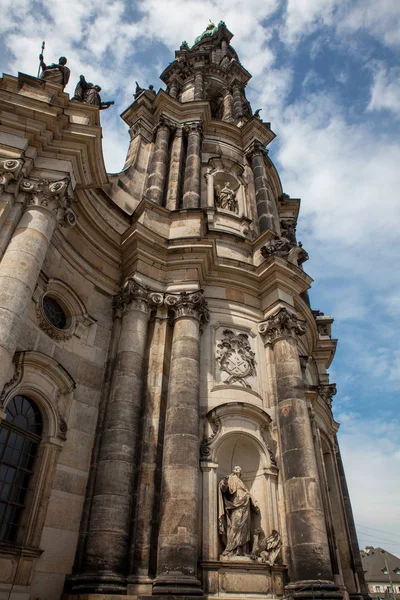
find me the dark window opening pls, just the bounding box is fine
[0,395,42,543]
[43,296,67,329]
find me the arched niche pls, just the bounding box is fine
[205,157,246,216]
[200,402,280,562]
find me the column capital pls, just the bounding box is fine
[184,121,203,136]
[258,307,307,345]
[0,157,24,189]
[20,177,76,227]
[318,383,337,406]
[165,289,209,326]
[113,279,163,316]
[154,114,176,133]
[245,140,268,161]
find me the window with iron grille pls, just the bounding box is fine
[0,395,42,543]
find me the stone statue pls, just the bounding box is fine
[39,54,70,88]
[194,20,218,45]
[218,466,260,557]
[251,528,282,564]
[134,81,144,98]
[72,76,114,110]
[215,182,238,213]
[260,234,309,266]
[254,108,262,119]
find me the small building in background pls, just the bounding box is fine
[361,547,400,600]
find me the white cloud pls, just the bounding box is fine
[337,411,400,552]
[339,0,400,49]
[368,64,400,117]
[280,0,337,45]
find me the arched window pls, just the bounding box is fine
[0,395,42,542]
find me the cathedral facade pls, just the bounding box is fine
[0,22,367,600]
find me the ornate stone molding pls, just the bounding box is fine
[200,415,221,460]
[260,234,309,266]
[154,115,177,133]
[184,121,203,136]
[0,157,24,189]
[216,329,256,388]
[113,279,163,317]
[0,353,24,408]
[258,308,307,345]
[318,383,337,406]
[165,290,209,325]
[20,177,76,227]
[245,140,268,161]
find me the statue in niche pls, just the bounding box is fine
[39,54,70,88]
[251,528,282,565]
[218,466,260,557]
[215,182,239,213]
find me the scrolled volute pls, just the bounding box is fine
[258,307,307,344]
[113,279,163,316]
[0,157,24,188]
[245,140,268,161]
[165,289,209,325]
[154,115,176,134]
[21,177,76,227]
[184,121,203,136]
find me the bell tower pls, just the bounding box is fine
[69,20,367,600]
[0,19,368,600]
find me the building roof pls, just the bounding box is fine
[360,547,400,583]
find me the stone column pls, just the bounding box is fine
[259,308,340,600]
[0,157,25,259]
[222,89,234,123]
[182,122,202,209]
[232,82,244,119]
[193,70,204,101]
[166,127,184,211]
[334,436,368,600]
[247,141,278,233]
[169,78,179,99]
[153,290,209,596]
[0,177,74,393]
[128,302,172,591]
[73,280,161,594]
[145,117,175,205]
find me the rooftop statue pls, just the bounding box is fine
[72,75,114,110]
[39,54,70,88]
[194,20,218,45]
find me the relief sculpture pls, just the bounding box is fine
[216,329,255,388]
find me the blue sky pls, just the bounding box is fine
[1,0,400,555]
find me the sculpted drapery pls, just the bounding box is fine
[218,466,260,556]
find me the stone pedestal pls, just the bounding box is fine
[202,559,286,598]
[153,291,208,596]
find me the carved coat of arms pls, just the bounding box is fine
[216,329,256,388]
